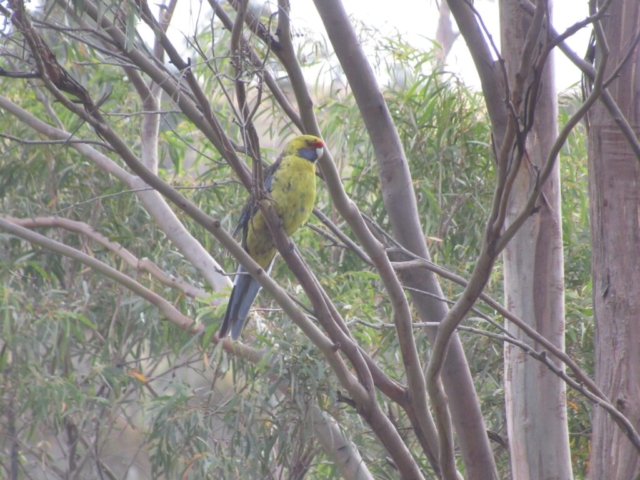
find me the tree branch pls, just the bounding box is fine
[0,95,229,291]
[0,217,195,331]
[447,0,508,142]
[3,216,209,299]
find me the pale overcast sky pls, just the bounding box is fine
[162,0,591,92]
[290,0,591,92]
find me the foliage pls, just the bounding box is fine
[559,92,593,476]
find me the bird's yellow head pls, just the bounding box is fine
[283,135,324,162]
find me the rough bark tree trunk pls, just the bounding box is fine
[500,1,573,478]
[588,1,640,478]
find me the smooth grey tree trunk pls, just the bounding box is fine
[313,2,499,478]
[588,1,640,478]
[500,1,573,478]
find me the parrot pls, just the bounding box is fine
[218,135,325,340]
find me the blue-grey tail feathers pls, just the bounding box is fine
[218,266,262,340]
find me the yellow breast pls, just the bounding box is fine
[245,155,316,268]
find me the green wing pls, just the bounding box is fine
[232,160,281,244]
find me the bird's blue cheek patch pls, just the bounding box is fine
[298,147,318,161]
